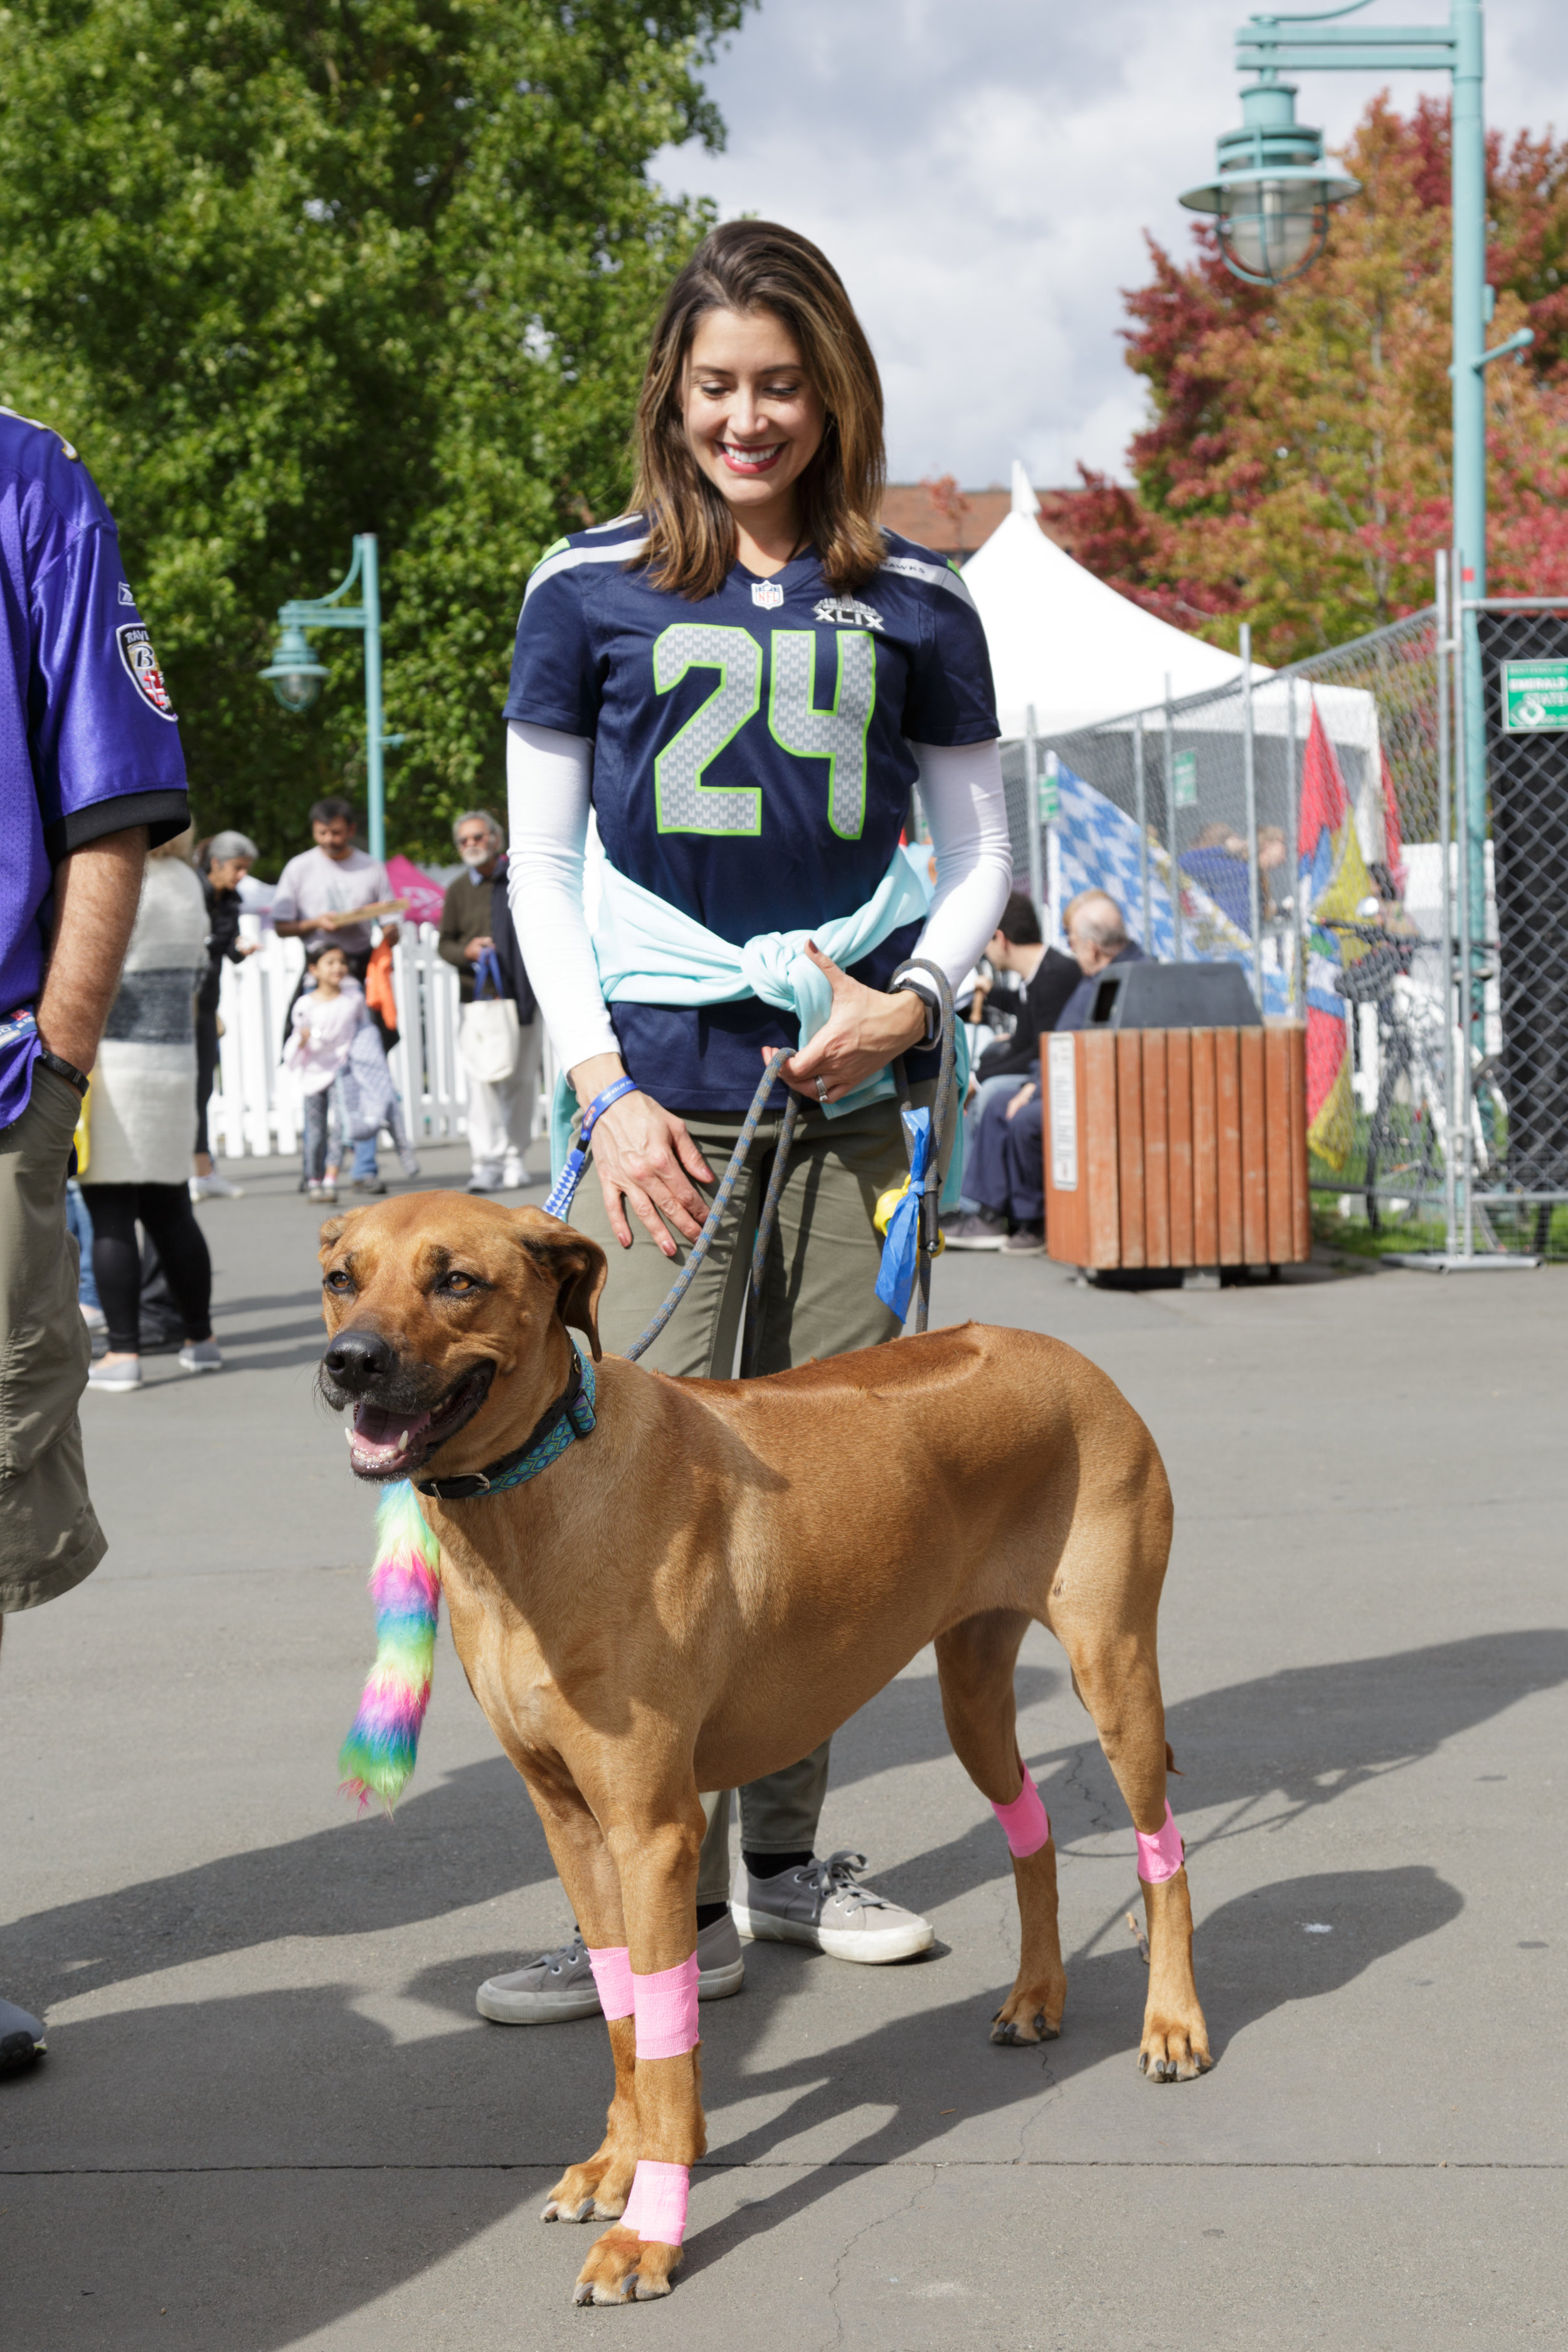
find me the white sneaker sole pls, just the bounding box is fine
[730,1903,934,1963]
[477,1956,746,2024]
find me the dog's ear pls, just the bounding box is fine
[511,1210,607,1361]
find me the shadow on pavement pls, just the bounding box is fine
[0,1865,1461,2348]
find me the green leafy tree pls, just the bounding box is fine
[0,0,747,864]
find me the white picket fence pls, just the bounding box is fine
[209,921,554,1162]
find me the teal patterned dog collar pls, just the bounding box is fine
[415,1347,596,1501]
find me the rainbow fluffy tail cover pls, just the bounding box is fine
[339,1480,441,1813]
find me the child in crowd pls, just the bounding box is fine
[286,945,418,1202]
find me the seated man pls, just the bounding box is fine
[953,889,1081,1212]
[945,889,1145,1253]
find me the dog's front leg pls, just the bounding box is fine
[571,1810,707,2309]
[515,1784,644,2229]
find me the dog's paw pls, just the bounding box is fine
[1138,2010,1213,2083]
[988,1973,1066,2047]
[543,2157,632,2223]
[572,2227,681,2306]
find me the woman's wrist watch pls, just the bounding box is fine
[38,1048,90,1098]
[889,977,940,1046]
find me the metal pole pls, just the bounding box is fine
[1133,716,1150,948]
[1286,677,1302,1012]
[1024,702,1045,926]
[1451,547,1476,1258]
[1451,0,1488,959]
[1434,553,1458,1256]
[360,532,386,867]
[1163,673,1182,962]
[1240,621,1264,1007]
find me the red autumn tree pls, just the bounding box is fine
[1071,97,1568,662]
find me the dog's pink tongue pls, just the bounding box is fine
[351,1399,433,1468]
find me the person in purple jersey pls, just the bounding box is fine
[477,223,1012,2028]
[0,408,189,2075]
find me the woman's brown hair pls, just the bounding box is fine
[631,220,886,601]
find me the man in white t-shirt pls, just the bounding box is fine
[271,797,402,1192]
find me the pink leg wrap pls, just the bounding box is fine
[586,1944,634,2021]
[632,1954,700,2061]
[1136,1802,1185,1884]
[992,1764,1052,1858]
[620,2159,689,2247]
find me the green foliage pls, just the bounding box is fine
[0,0,747,866]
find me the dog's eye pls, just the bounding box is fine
[439,1270,484,1295]
[324,1269,354,1293]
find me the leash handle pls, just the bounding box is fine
[541,1074,640,1222]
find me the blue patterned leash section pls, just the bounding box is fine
[542,1076,639,1221]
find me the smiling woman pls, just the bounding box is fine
[499,218,1014,2274]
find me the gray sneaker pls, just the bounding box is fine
[731,1850,934,1964]
[0,1998,45,2077]
[476,1912,746,2025]
[940,1210,1007,1251]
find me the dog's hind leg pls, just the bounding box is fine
[936,1609,1067,2047]
[1047,1593,1211,2084]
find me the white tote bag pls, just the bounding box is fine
[459,950,521,1084]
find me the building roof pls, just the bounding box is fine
[880,478,1088,564]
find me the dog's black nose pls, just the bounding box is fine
[322,1329,395,1392]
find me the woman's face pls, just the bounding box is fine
[209,855,250,893]
[681,306,826,529]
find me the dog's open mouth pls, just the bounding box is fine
[345,1364,494,1480]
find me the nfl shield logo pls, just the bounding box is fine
[751,580,784,610]
[117,623,177,720]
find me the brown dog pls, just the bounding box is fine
[317,1193,1210,2305]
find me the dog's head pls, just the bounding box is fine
[316,1194,606,1483]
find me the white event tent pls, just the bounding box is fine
[962,463,1252,737]
[962,462,1386,859]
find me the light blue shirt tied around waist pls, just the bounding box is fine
[548,845,969,1210]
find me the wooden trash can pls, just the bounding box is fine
[1042,1024,1311,1274]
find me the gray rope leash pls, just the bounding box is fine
[623,1048,793,1364]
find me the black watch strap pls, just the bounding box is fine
[38,1048,90,1099]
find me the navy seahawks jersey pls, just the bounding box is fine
[504,514,998,1110]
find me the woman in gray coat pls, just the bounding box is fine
[78,832,221,1392]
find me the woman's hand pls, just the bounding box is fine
[569,1056,715,1258]
[773,942,927,1104]
[1005,1081,1037,1121]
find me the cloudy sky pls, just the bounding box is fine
[655,0,1568,489]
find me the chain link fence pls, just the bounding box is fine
[988,588,1564,1263]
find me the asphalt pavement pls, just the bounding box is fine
[3,1145,1564,2350]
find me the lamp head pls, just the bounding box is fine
[260,620,329,712]
[1180,80,1359,288]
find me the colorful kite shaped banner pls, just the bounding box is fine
[1298,703,1376,1170]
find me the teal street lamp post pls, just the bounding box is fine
[260,532,400,864]
[1179,0,1532,953]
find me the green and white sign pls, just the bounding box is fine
[1039,748,1060,822]
[1172,748,1198,808]
[1500,660,1568,734]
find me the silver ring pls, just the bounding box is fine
[815,1079,830,1104]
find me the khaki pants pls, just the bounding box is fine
[566,1089,914,1903]
[0,1069,105,1614]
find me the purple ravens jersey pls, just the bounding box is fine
[0,409,189,1128]
[504,515,997,1109]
